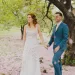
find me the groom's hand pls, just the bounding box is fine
[47,44,49,47]
[46,44,50,50]
[54,46,60,53]
[42,43,48,49]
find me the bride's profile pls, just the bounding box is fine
[20,13,47,75]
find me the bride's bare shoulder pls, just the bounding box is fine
[24,24,28,28]
[36,23,40,27]
[36,23,40,28]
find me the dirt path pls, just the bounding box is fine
[0,31,75,75]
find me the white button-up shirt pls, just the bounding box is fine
[56,21,62,31]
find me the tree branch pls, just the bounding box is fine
[43,1,53,33]
[65,0,71,10]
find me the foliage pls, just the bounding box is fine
[0,0,53,33]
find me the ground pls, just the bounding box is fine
[0,27,75,75]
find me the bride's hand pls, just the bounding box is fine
[42,43,48,49]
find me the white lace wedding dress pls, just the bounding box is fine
[20,25,41,75]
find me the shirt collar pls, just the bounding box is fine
[56,21,62,26]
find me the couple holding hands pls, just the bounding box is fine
[20,12,69,75]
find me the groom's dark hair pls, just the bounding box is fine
[55,12,63,17]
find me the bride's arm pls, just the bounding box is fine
[37,24,47,49]
[37,24,44,44]
[23,25,26,45]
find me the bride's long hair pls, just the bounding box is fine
[27,13,37,27]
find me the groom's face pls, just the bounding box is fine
[55,14,62,23]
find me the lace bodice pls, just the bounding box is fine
[24,25,39,48]
[26,26,38,40]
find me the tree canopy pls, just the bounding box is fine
[0,0,54,33]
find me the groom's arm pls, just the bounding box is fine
[48,32,54,46]
[48,26,55,46]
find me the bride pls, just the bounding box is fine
[20,13,47,75]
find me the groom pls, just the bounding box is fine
[48,12,69,75]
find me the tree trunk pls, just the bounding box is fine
[21,25,24,40]
[62,15,75,66]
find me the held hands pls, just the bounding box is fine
[46,44,50,50]
[42,43,49,50]
[44,44,48,49]
[54,46,60,53]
